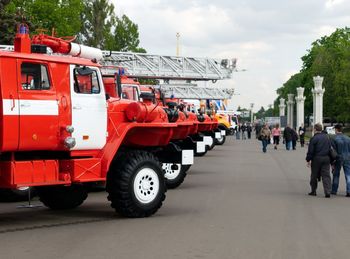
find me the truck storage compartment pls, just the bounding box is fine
[60,158,103,182]
[0,160,64,187]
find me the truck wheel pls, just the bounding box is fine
[215,135,226,145]
[107,150,166,218]
[0,187,36,202]
[207,140,216,150]
[195,148,208,157]
[163,163,191,189]
[37,185,87,210]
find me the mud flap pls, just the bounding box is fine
[156,142,194,165]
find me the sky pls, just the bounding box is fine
[113,0,350,112]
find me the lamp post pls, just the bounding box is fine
[250,103,254,124]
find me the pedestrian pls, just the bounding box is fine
[255,124,261,139]
[235,124,240,140]
[272,123,281,150]
[241,123,247,140]
[291,128,298,150]
[331,124,350,196]
[306,123,332,198]
[299,124,306,147]
[247,123,252,139]
[259,123,271,153]
[283,125,293,150]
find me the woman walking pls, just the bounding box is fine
[259,124,271,153]
[272,124,281,150]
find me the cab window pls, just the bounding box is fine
[21,63,51,90]
[121,85,139,101]
[74,68,100,94]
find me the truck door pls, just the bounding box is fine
[17,60,59,150]
[69,65,107,150]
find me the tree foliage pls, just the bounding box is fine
[80,0,115,48]
[275,28,350,123]
[7,0,83,37]
[1,0,145,54]
[111,14,146,52]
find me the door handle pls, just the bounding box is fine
[9,94,15,111]
[73,105,82,110]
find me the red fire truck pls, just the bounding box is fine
[0,25,193,217]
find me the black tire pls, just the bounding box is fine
[37,185,87,210]
[207,139,216,150]
[0,187,36,202]
[215,135,226,145]
[107,150,166,218]
[163,164,191,189]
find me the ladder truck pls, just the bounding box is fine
[100,51,236,146]
[0,26,196,217]
[99,52,236,187]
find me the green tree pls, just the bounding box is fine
[0,1,36,44]
[275,27,350,123]
[111,14,146,52]
[0,0,17,44]
[255,106,266,119]
[80,0,115,48]
[9,0,83,37]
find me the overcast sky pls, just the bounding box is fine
[113,0,350,111]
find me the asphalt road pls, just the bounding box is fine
[1,137,350,259]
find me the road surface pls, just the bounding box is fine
[0,137,349,259]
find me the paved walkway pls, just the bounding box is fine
[0,137,350,259]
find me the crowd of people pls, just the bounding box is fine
[252,122,350,198]
[255,123,306,153]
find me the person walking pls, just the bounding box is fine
[331,124,350,196]
[291,128,298,150]
[283,125,293,150]
[306,123,332,198]
[259,124,271,153]
[247,123,252,139]
[299,124,306,147]
[272,124,281,150]
[241,123,247,140]
[235,124,240,140]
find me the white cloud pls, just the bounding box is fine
[112,0,350,110]
[325,0,345,9]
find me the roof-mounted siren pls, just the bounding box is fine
[14,24,31,53]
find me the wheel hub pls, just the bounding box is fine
[133,168,159,204]
[163,163,181,180]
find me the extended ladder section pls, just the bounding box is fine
[0,45,236,100]
[157,83,234,100]
[101,51,236,100]
[0,45,14,51]
[101,51,236,81]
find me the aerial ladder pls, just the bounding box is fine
[100,51,238,141]
[100,51,236,100]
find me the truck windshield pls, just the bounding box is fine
[121,84,139,101]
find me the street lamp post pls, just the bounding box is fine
[250,103,254,124]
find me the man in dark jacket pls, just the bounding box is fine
[306,123,332,197]
[291,128,298,150]
[331,124,350,196]
[283,125,293,150]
